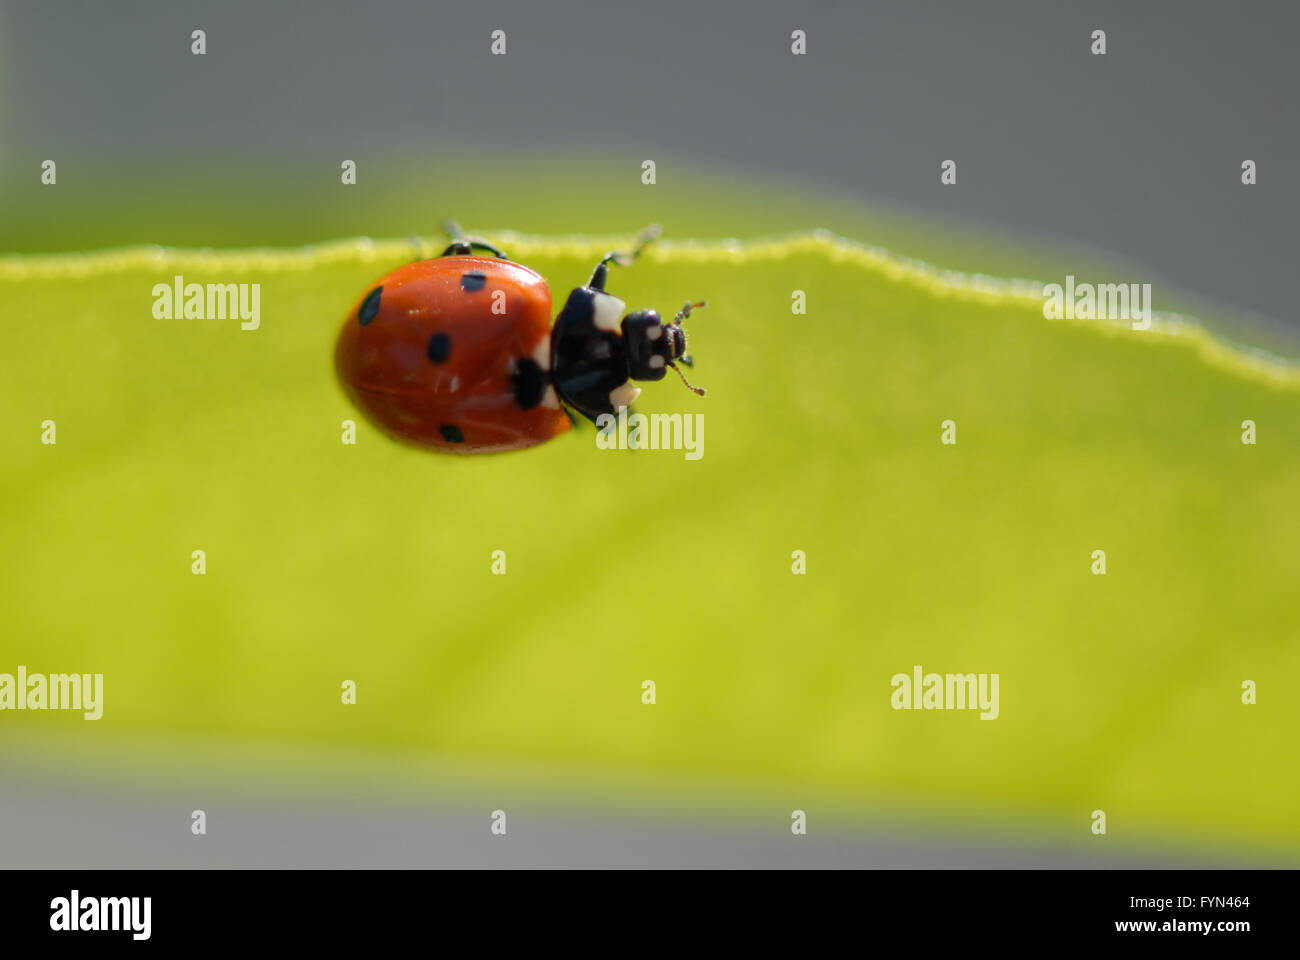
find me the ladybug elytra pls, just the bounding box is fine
[334,224,706,454]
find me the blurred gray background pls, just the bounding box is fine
[3,0,1297,337]
[1,0,1296,868]
[1,747,1265,868]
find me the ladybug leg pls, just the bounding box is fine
[589,224,662,291]
[438,238,509,258]
[440,219,510,259]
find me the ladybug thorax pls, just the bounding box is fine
[549,286,683,425]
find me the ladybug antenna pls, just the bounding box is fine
[590,224,662,289]
[668,361,706,396]
[673,300,706,324]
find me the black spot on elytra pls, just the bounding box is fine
[427,331,451,363]
[358,286,383,325]
[460,271,487,292]
[439,424,465,444]
[510,356,546,410]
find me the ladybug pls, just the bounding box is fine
[334,223,706,454]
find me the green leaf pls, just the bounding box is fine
[2,228,1297,858]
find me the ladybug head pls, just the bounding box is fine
[621,302,707,396]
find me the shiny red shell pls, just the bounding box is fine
[334,256,572,454]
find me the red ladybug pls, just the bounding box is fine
[335,224,706,454]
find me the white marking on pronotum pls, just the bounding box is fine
[609,383,640,408]
[649,355,665,370]
[592,292,626,332]
[647,324,663,341]
[531,340,559,407]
